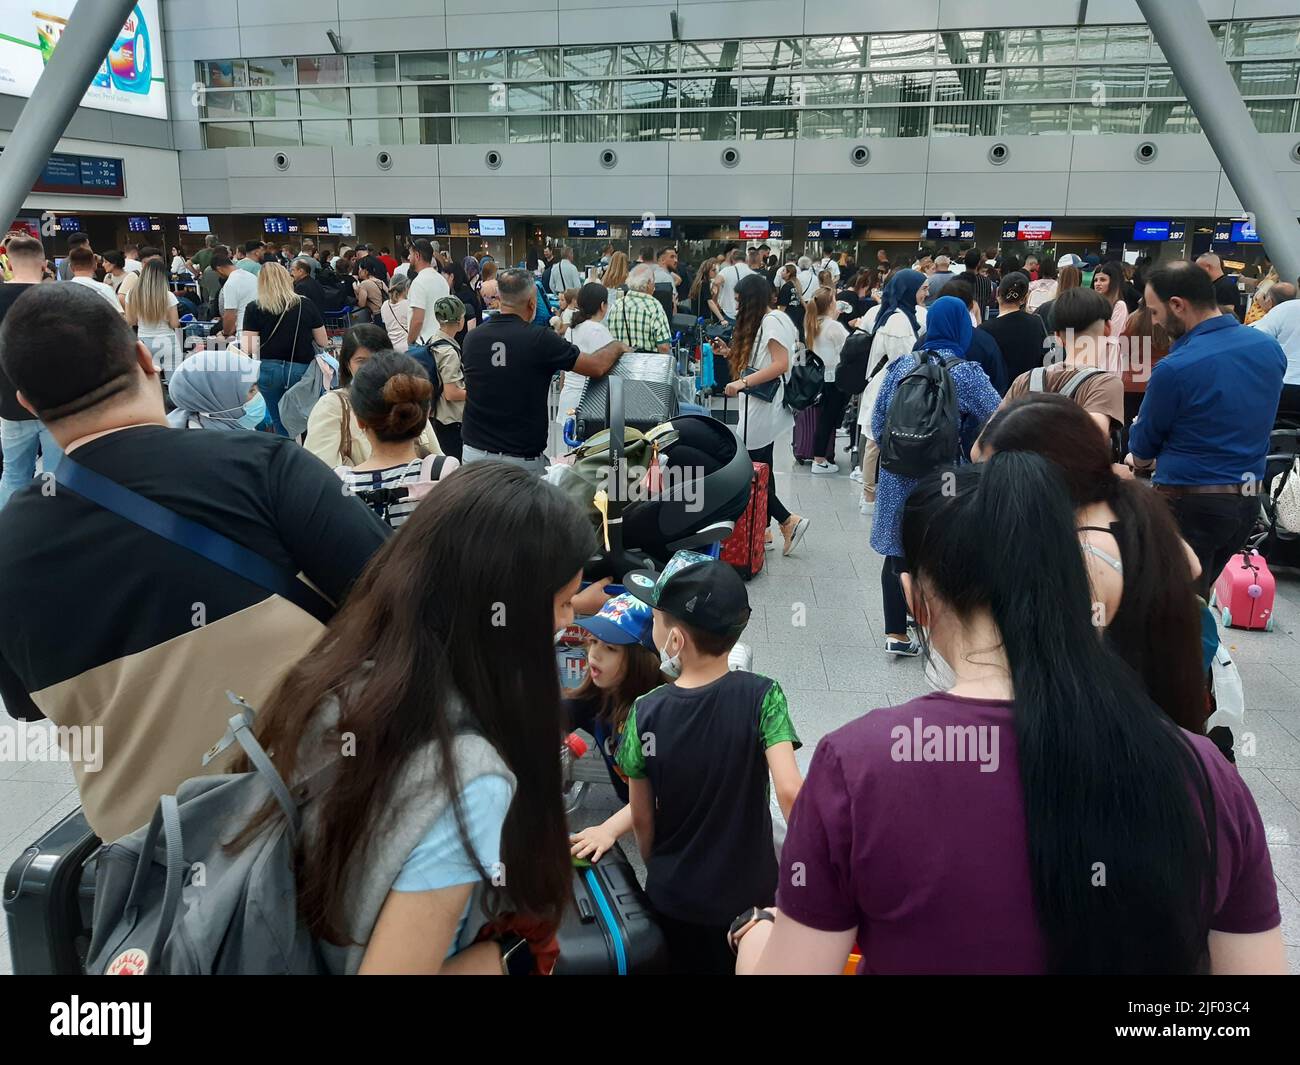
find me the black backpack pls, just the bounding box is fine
[834,328,875,393]
[879,353,962,479]
[1028,365,1125,463]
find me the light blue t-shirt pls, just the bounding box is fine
[391,773,514,958]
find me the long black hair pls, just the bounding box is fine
[901,452,1217,974]
[978,393,1207,734]
[235,464,596,941]
[570,282,608,331]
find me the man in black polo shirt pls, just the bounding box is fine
[460,268,627,474]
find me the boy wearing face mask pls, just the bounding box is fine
[617,552,803,974]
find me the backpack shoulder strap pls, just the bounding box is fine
[1029,366,1046,393]
[1059,366,1103,400]
[420,453,449,483]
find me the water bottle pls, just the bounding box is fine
[561,732,589,813]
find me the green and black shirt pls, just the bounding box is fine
[616,671,799,926]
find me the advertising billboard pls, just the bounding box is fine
[0,2,167,120]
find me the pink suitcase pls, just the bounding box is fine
[1213,550,1276,631]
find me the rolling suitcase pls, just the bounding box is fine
[792,405,817,465]
[3,807,100,975]
[554,846,669,975]
[1213,549,1277,631]
[720,461,769,580]
[575,353,679,439]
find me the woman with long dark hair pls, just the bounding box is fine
[718,272,809,556]
[1093,262,1129,372]
[976,392,1207,732]
[233,465,597,973]
[734,453,1283,975]
[688,258,723,323]
[555,282,614,428]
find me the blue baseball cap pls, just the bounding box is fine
[574,593,656,651]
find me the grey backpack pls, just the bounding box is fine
[86,694,328,975]
[86,692,509,975]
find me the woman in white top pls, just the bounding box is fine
[1092,262,1129,373]
[305,323,441,468]
[557,282,616,428]
[126,258,181,381]
[854,269,928,509]
[169,247,188,277]
[718,273,809,556]
[803,286,850,475]
[335,350,458,530]
[380,273,413,353]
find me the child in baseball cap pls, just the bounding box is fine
[565,594,665,863]
[616,551,803,974]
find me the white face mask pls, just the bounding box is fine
[657,628,683,680]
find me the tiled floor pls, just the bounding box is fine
[4,429,1300,974]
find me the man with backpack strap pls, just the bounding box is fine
[987,287,1125,461]
[870,296,1000,657]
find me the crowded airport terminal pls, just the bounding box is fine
[1,0,1299,1017]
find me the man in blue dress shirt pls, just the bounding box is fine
[1128,261,1286,597]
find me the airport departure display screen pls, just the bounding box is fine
[24,152,126,197]
[1132,220,1171,241]
[567,219,610,238]
[409,217,450,236]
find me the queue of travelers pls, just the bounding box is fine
[0,227,1288,977]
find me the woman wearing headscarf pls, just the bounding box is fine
[868,295,1001,657]
[462,255,482,297]
[166,349,267,431]
[853,269,927,508]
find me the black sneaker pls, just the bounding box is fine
[885,638,921,657]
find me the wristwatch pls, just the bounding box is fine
[727,906,775,955]
[497,933,532,976]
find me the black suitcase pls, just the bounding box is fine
[3,807,100,975]
[553,845,668,975]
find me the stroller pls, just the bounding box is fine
[549,377,755,584]
[1255,423,1300,568]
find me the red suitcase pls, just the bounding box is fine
[1213,549,1276,631]
[792,406,817,465]
[720,461,769,580]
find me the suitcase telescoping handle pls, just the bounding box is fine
[607,375,625,555]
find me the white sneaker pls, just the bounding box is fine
[859,499,874,516]
[836,427,849,437]
[849,468,863,483]
[810,460,839,475]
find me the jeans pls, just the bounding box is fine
[0,417,63,508]
[882,555,909,639]
[461,444,548,477]
[813,382,850,461]
[258,360,310,437]
[1164,492,1259,600]
[747,442,791,526]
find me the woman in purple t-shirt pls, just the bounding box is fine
[732,452,1284,975]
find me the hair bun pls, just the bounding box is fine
[382,371,433,407]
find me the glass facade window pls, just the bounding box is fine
[348,54,397,83]
[350,87,401,116]
[200,19,1300,148]
[622,44,678,75]
[299,88,348,119]
[252,121,301,147]
[301,120,350,145]
[352,119,404,146]
[251,90,297,119]
[563,46,616,78]
[1227,19,1300,58]
[804,35,865,69]
[400,52,449,80]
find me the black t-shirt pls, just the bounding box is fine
[460,312,579,456]
[453,284,482,346]
[243,297,325,364]
[837,288,875,324]
[1214,273,1241,314]
[618,670,800,925]
[980,310,1050,383]
[0,283,37,421]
